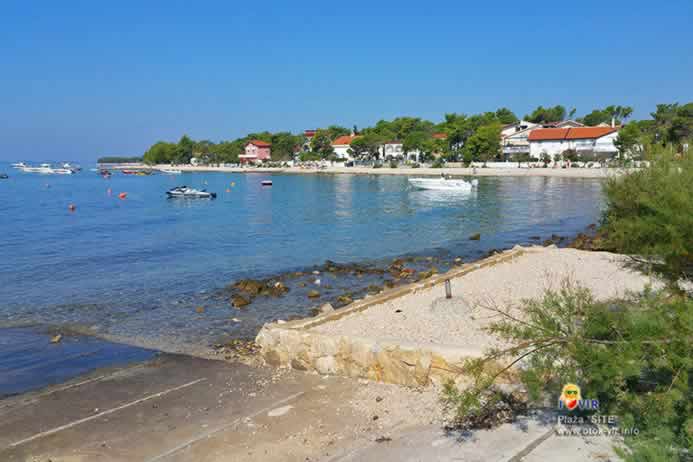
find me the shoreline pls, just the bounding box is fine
[114,163,628,179]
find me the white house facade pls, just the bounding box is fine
[331,135,358,160]
[528,127,619,160]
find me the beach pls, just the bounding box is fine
[147,163,623,179]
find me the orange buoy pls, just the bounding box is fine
[68,204,76,212]
[225,188,231,193]
[118,192,127,199]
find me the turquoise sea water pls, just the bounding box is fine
[0,164,604,346]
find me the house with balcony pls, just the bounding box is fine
[501,120,539,158]
[528,127,619,161]
[239,140,272,164]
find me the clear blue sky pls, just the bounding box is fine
[1,0,691,161]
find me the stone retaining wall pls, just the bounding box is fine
[256,247,529,387]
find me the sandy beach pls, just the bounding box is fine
[144,163,626,179]
[311,246,661,353]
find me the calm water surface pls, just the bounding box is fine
[0,165,604,347]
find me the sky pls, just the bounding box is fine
[1,0,692,161]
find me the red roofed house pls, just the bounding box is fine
[240,140,272,164]
[528,127,619,161]
[331,135,360,160]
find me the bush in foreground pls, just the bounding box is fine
[442,284,692,461]
[603,147,692,281]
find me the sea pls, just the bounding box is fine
[0,163,605,352]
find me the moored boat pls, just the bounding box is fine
[0,173,8,179]
[166,186,216,199]
[159,168,183,174]
[408,176,479,191]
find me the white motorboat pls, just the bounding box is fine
[159,168,183,174]
[20,163,75,174]
[408,176,479,191]
[11,162,27,169]
[166,186,216,199]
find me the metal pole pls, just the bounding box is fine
[445,279,452,299]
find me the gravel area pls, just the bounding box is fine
[311,247,662,352]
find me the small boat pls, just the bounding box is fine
[11,162,27,169]
[99,169,112,178]
[159,168,182,175]
[0,173,8,179]
[166,186,216,199]
[261,180,273,186]
[408,176,479,191]
[122,170,152,176]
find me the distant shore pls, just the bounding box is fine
[112,164,629,179]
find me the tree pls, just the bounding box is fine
[143,141,177,165]
[604,147,693,280]
[309,129,335,159]
[524,105,567,123]
[212,141,244,163]
[349,133,384,161]
[172,135,194,164]
[561,148,579,162]
[581,105,633,126]
[495,108,518,125]
[462,123,502,164]
[271,132,301,160]
[325,125,351,141]
[614,122,643,159]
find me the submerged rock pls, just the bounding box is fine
[337,294,353,305]
[469,233,481,241]
[307,289,320,298]
[50,334,63,344]
[367,285,382,295]
[234,279,265,296]
[231,294,251,308]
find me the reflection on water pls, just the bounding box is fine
[0,167,604,346]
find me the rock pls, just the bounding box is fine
[231,294,251,308]
[384,280,396,289]
[542,239,555,247]
[337,294,353,305]
[454,257,463,264]
[307,290,320,298]
[469,233,481,240]
[389,258,405,271]
[298,282,307,287]
[429,266,438,274]
[551,234,565,242]
[319,303,334,314]
[375,396,383,402]
[587,223,597,230]
[50,334,63,344]
[529,235,541,241]
[195,306,205,313]
[375,436,392,443]
[234,279,265,296]
[266,281,289,297]
[367,285,382,295]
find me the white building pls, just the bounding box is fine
[331,135,359,160]
[528,127,619,161]
[501,120,539,158]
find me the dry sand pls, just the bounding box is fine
[311,247,661,353]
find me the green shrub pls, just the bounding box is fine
[442,283,692,460]
[431,158,445,168]
[389,160,398,169]
[603,147,693,281]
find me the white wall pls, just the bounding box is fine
[529,133,618,160]
[333,145,351,160]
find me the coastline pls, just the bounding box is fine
[118,163,628,179]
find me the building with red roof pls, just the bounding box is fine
[240,140,272,164]
[528,126,619,161]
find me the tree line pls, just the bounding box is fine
[141,103,692,165]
